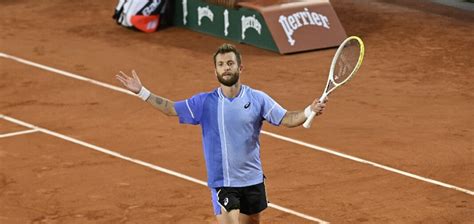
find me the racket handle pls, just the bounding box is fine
[303,94,327,129]
[303,111,317,128]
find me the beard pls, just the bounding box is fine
[216,71,240,87]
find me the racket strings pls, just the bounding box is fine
[334,40,361,85]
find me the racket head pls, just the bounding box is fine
[304,36,364,129]
[328,36,365,91]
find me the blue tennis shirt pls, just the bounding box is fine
[174,85,287,188]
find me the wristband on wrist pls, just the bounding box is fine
[304,105,312,118]
[137,86,151,101]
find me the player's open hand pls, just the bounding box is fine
[116,70,143,94]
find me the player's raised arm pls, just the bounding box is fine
[116,70,177,116]
[280,98,327,128]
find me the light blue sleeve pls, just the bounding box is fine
[174,93,206,125]
[257,91,287,126]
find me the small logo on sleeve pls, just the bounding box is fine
[244,102,251,109]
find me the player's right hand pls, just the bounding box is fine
[116,70,143,94]
[311,97,328,116]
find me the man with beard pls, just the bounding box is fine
[116,43,327,224]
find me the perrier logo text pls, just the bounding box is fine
[279,8,330,46]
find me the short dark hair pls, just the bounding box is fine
[213,43,242,67]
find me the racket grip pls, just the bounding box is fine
[303,111,317,128]
[303,94,327,129]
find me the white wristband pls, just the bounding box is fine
[304,105,312,118]
[137,86,151,101]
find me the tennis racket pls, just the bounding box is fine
[303,36,365,128]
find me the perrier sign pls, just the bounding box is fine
[174,0,347,54]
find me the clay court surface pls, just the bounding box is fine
[0,0,473,223]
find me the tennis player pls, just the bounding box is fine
[116,43,327,224]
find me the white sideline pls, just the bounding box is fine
[0,52,134,97]
[1,52,473,197]
[261,131,474,196]
[0,129,39,138]
[0,114,329,224]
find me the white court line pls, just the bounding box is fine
[1,52,473,197]
[0,53,134,96]
[0,115,329,224]
[262,131,474,196]
[0,129,39,138]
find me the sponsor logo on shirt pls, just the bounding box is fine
[244,102,251,109]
